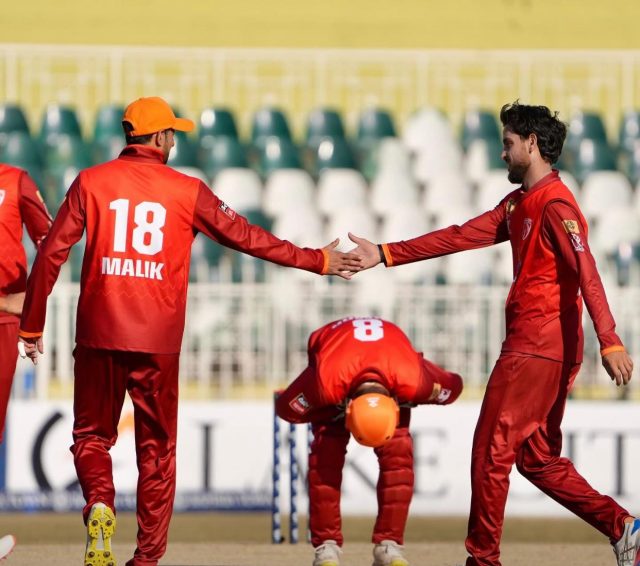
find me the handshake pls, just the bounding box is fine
[322,232,382,280]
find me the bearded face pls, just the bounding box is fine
[502,128,531,184]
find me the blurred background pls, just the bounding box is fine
[1,0,639,528]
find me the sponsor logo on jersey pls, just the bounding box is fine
[436,388,452,404]
[505,198,517,234]
[522,218,532,240]
[101,257,164,280]
[219,201,236,220]
[289,393,311,415]
[569,233,585,252]
[562,219,580,234]
[0,189,5,206]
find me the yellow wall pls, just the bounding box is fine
[4,0,640,49]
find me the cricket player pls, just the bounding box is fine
[348,101,638,566]
[0,162,51,560]
[276,316,463,566]
[18,96,364,566]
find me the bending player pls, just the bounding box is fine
[276,316,463,566]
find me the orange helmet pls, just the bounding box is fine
[345,393,399,448]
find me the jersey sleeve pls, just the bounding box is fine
[19,176,86,337]
[18,171,52,247]
[382,203,509,266]
[192,183,325,273]
[543,200,623,352]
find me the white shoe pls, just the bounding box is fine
[372,539,409,566]
[0,535,15,560]
[85,502,117,566]
[614,518,640,566]
[313,540,342,566]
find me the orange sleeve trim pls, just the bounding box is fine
[18,330,43,339]
[601,345,626,356]
[381,243,393,267]
[321,249,330,275]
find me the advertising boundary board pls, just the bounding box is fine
[3,400,639,515]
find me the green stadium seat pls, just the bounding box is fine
[618,139,640,185]
[199,108,238,139]
[566,111,608,152]
[306,108,346,150]
[311,137,356,176]
[39,104,82,143]
[618,110,640,153]
[167,131,197,167]
[0,131,42,167]
[93,134,125,164]
[258,137,301,178]
[461,109,501,151]
[93,104,125,141]
[251,108,292,150]
[356,108,396,144]
[571,138,617,184]
[42,134,92,211]
[229,209,273,283]
[0,103,30,134]
[198,135,248,181]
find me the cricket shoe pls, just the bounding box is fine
[313,540,342,566]
[0,534,16,560]
[614,518,640,566]
[85,502,117,566]
[372,539,409,566]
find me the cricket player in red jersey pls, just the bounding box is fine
[0,162,51,560]
[348,102,639,566]
[276,316,463,566]
[17,96,363,566]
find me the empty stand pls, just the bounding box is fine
[316,168,367,215]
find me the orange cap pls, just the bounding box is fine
[345,393,399,448]
[122,96,195,136]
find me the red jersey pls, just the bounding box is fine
[381,170,621,363]
[0,164,51,325]
[308,317,433,405]
[20,145,328,353]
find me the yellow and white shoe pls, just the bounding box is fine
[372,539,409,566]
[85,503,116,566]
[0,534,16,560]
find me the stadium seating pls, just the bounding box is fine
[199,107,238,139]
[0,103,30,134]
[355,108,396,155]
[423,171,473,221]
[39,104,83,143]
[461,109,501,151]
[311,137,357,175]
[316,168,367,216]
[566,111,608,152]
[305,108,346,150]
[211,168,263,212]
[167,131,197,167]
[251,107,292,150]
[403,107,456,155]
[258,137,302,178]
[618,139,640,185]
[93,104,125,141]
[198,135,247,181]
[370,169,419,218]
[263,169,315,218]
[464,138,505,185]
[618,110,640,152]
[476,171,519,212]
[571,138,617,184]
[580,171,633,220]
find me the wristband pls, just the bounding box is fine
[601,345,625,356]
[377,244,387,266]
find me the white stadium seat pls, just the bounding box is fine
[316,168,368,216]
[263,169,315,218]
[211,168,263,212]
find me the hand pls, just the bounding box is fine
[602,350,633,386]
[0,292,25,316]
[347,233,382,270]
[322,238,364,280]
[18,335,44,365]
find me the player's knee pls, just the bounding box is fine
[376,431,413,469]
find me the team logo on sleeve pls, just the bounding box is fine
[522,218,532,240]
[289,393,311,415]
[569,233,585,252]
[562,220,580,234]
[0,189,5,206]
[436,388,452,404]
[218,201,236,220]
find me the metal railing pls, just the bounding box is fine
[14,274,640,401]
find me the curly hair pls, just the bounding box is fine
[499,101,567,165]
